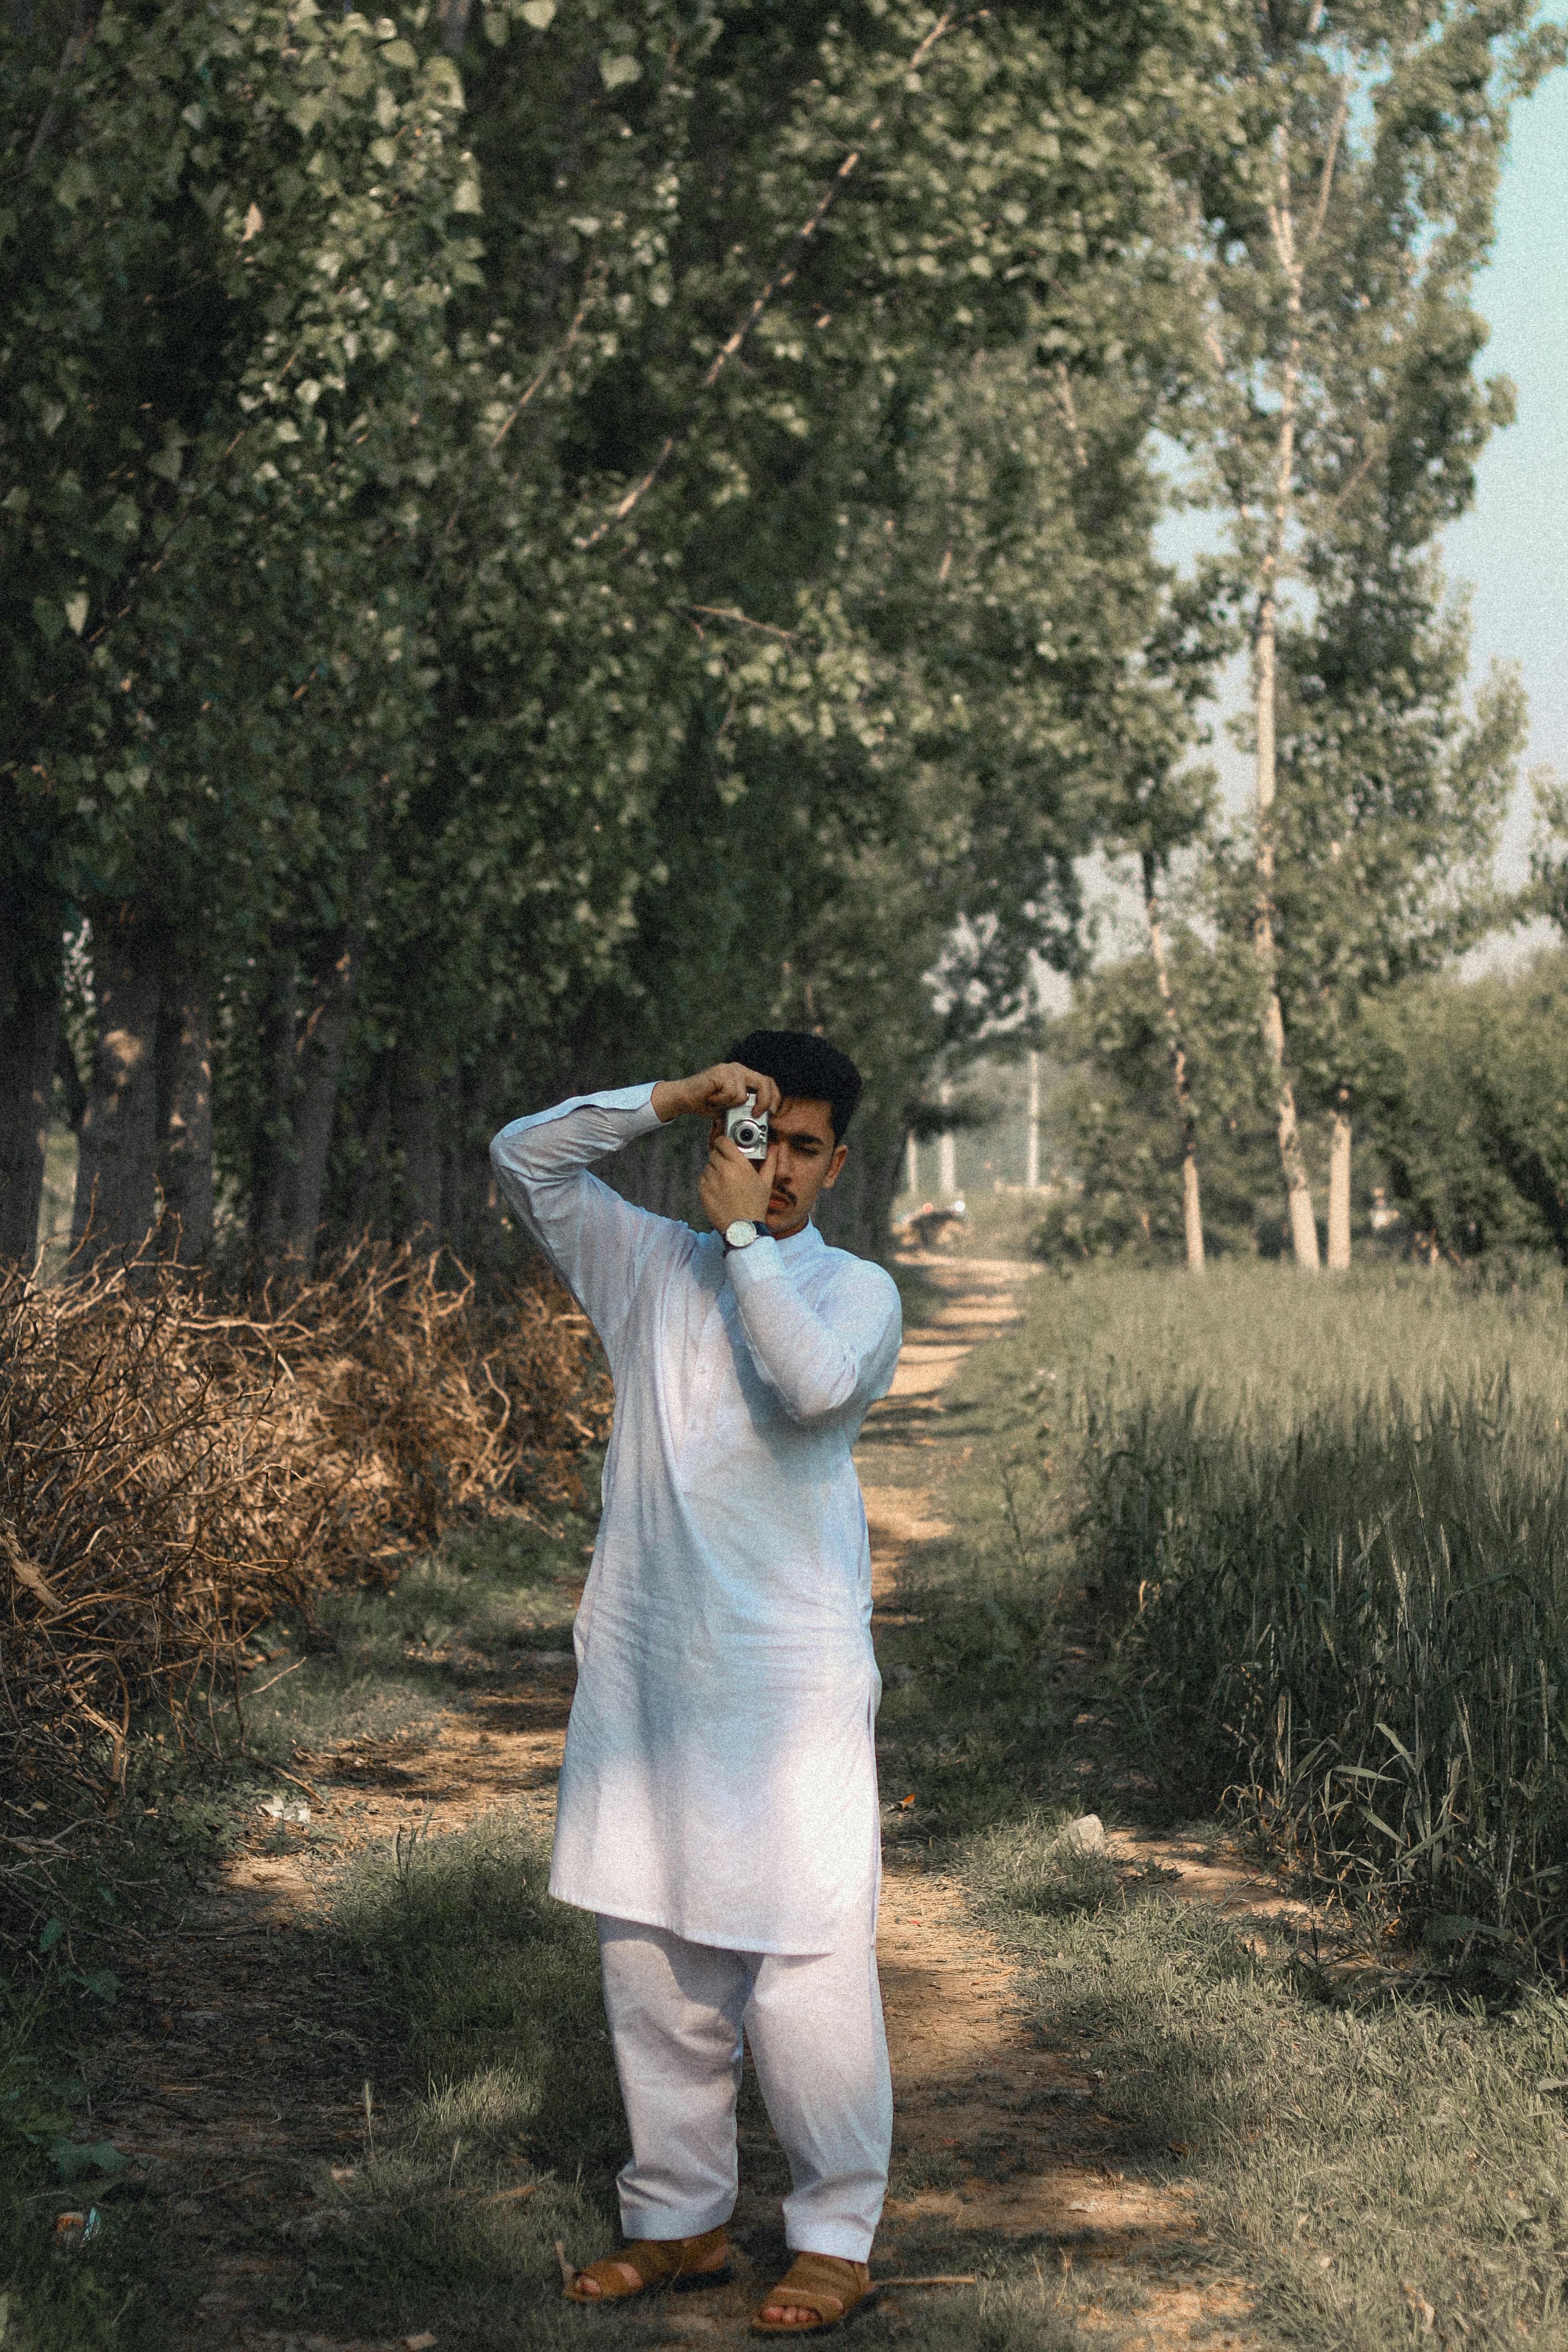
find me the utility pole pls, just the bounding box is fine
[937,1080,956,1201]
[904,1129,919,1200]
[1025,1050,1041,1190]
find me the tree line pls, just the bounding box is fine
[1,0,1559,1282]
[1039,932,1568,1268]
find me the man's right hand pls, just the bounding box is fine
[651,1063,783,1124]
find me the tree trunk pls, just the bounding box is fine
[1026,1049,1041,1192]
[275,925,362,1273]
[1252,130,1320,1273]
[55,1033,87,1134]
[0,890,62,1267]
[395,1043,443,1245]
[937,1080,956,1200]
[1327,1089,1352,1271]
[1262,989,1319,1268]
[343,1049,393,1244]
[155,956,214,1264]
[249,945,299,1263]
[439,1071,468,1262]
[1141,854,1204,1272]
[71,903,164,1271]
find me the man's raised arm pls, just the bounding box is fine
[726,1245,902,1427]
[489,1062,784,1355]
[489,1085,669,1356]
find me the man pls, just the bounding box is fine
[490,1032,902,2336]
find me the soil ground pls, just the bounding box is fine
[75,1253,1282,2352]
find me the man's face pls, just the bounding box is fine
[709,1094,847,1238]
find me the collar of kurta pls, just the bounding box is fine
[769,1219,827,1262]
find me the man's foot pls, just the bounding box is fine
[564,2226,731,2303]
[752,2253,872,2334]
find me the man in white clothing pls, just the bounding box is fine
[489,1032,902,2334]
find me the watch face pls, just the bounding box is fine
[724,1219,758,1248]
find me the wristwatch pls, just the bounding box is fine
[723,1218,760,1252]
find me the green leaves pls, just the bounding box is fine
[0,0,1298,1257]
[50,2136,128,2179]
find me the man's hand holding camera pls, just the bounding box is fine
[699,1126,778,1233]
[650,1062,781,1127]
[652,1057,846,1243]
[650,1061,778,1235]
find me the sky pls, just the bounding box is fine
[1444,35,1568,899]
[1076,35,1568,981]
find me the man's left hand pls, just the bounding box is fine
[700,1133,778,1234]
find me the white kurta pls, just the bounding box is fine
[490,1085,902,1955]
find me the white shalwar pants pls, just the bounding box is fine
[597,1914,893,2263]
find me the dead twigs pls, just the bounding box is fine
[0,1243,609,1840]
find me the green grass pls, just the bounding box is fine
[11,1260,1568,2350]
[962,1811,1568,2351]
[0,1501,597,2352]
[880,1260,1568,1953]
[876,1258,1568,2347]
[262,1815,633,2351]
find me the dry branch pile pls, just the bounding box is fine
[0,1245,609,1816]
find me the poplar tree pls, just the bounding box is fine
[1174,0,1556,1268]
[0,0,1249,1269]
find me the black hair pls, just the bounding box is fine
[726,1029,863,1144]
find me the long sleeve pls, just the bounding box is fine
[489,1086,670,1362]
[725,1238,901,1427]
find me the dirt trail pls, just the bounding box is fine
[853,1254,1261,2349]
[82,1250,1271,2350]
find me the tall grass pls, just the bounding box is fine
[894,1260,1568,1966]
[1045,1264,1568,1971]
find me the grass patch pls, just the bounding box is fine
[883,1258,1568,2347]
[0,1969,133,2352]
[962,1811,1568,2350]
[256,1814,630,2350]
[0,1500,596,2352]
[235,1501,589,1759]
[883,1262,1568,1954]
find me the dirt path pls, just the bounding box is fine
[854,1255,1260,2349]
[81,1251,1270,2349]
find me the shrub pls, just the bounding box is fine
[0,1244,608,1821]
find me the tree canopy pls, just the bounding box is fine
[0,0,1554,1275]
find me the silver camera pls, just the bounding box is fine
[724,1092,770,1164]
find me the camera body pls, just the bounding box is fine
[724,1092,771,1164]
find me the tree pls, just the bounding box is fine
[3,0,485,1266]
[1365,952,1568,1263]
[3,0,1251,1273]
[1038,918,1281,1265]
[1172,0,1558,1268]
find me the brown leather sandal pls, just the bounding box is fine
[563,2224,732,2304]
[751,2253,873,2335]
